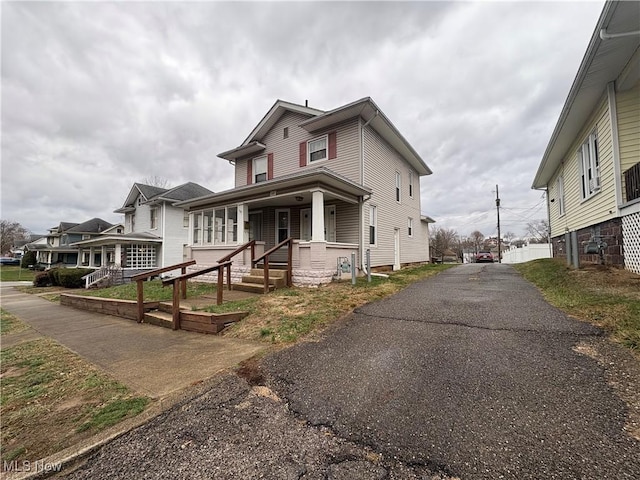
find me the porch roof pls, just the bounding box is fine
[176,167,372,210]
[70,233,163,247]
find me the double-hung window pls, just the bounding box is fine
[579,131,600,200]
[192,214,200,244]
[369,205,377,245]
[308,136,328,163]
[408,171,414,198]
[408,218,413,237]
[556,176,565,216]
[395,172,401,202]
[150,207,157,229]
[253,156,267,183]
[203,210,213,244]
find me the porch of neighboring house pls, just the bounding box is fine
[184,171,370,288]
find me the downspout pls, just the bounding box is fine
[360,111,378,274]
[607,82,623,213]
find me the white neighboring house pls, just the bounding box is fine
[71,182,212,273]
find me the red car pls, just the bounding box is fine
[475,251,494,263]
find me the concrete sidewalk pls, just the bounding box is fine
[0,285,265,398]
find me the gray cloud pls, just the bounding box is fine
[1,1,603,238]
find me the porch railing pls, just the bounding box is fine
[161,261,232,330]
[624,162,640,203]
[252,237,293,293]
[131,260,196,323]
[81,265,123,289]
[216,240,256,290]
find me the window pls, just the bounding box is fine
[125,244,157,269]
[203,210,213,244]
[308,136,328,163]
[276,210,290,243]
[130,214,136,232]
[579,131,600,200]
[253,156,267,183]
[183,212,189,228]
[82,234,91,240]
[150,207,157,229]
[214,209,226,243]
[369,205,377,245]
[192,213,200,244]
[61,234,68,245]
[557,176,565,216]
[408,218,413,237]
[395,172,401,202]
[283,127,289,139]
[228,207,238,243]
[409,171,414,198]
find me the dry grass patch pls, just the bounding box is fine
[0,309,30,335]
[1,338,150,464]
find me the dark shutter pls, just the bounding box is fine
[328,131,337,159]
[299,141,307,167]
[246,159,252,185]
[267,153,274,180]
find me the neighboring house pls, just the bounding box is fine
[532,0,640,274]
[70,182,213,272]
[178,97,433,286]
[26,219,114,268]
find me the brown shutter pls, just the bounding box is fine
[267,153,274,180]
[299,141,307,167]
[328,131,337,159]
[246,159,252,185]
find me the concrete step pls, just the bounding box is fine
[143,311,174,328]
[250,268,287,278]
[241,275,286,287]
[232,282,275,294]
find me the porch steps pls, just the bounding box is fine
[232,269,287,294]
[144,302,249,334]
[143,310,174,329]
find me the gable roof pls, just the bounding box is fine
[49,222,79,233]
[66,218,114,234]
[219,97,432,176]
[532,0,640,189]
[115,182,212,213]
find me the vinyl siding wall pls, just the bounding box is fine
[363,126,428,266]
[548,96,617,238]
[617,81,640,176]
[235,112,362,186]
[162,205,189,266]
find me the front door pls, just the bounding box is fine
[324,205,336,242]
[249,212,263,241]
[275,209,290,243]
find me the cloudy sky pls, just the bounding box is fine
[1,1,604,239]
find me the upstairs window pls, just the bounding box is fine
[253,156,267,183]
[557,176,565,216]
[150,207,157,229]
[308,136,328,162]
[408,171,414,198]
[579,131,600,200]
[369,205,377,245]
[82,234,91,240]
[395,172,401,202]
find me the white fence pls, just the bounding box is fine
[501,244,552,264]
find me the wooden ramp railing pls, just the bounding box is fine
[161,261,232,330]
[252,237,293,293]
[131,260,196,323]
[216,240,256,290]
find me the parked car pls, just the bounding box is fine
[0,257,21,266]
[475,251,494,263]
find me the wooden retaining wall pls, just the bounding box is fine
[60,294,158,321]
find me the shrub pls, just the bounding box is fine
[48,268,62,286]
[57,269,94,289]
[33,272,51,287]
[21,251,37,269]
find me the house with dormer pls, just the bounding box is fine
[178,97,433,287]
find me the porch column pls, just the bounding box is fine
[89,247,95,267]
[101,246,107,267]
[238,203,249,244]
[311,189,325,242]
[115,244,122,267]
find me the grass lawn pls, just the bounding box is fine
[0,309,30,335]
[515,258,640,353]
[0,320,150,463]
[0,265,35,282]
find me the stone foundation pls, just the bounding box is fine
[291,269,335,288]
[187,265,251,284]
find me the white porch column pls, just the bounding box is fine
[89,247,95,267]
[115,244,122,267]
[238,203,249,244]
[101,246,107,266]
[311,189,325,242]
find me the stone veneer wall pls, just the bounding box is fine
[551,217,624,267]
[291,269,335,288]
[187,265,251,284]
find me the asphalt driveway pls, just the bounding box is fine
[60,264,640,479]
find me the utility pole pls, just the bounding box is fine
[496,184,501,263]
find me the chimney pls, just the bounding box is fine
[305,99,308,107]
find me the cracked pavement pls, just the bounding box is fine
[63,264,640,479]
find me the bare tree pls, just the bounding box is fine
[503,231,516,243]
[470,230,484,255]
[140,175,171,188]
[430,227,459,261]
[0,220,29,255]
[525,219,549,244]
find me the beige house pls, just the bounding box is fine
[179,97,433,286]
[532,0,640,274]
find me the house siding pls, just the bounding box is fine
[617,81,640,176]
[363,126,428,267]
[235,112,362,186]
[162,205,189,267]
[549,97,617,238]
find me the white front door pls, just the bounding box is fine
[394,228,400,270]
[324,206,336,242]
[301,209,311,241]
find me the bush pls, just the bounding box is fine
[33,272,51,287]
[56,269,94,289]
[21,251,37,269]
[48,268,62,286]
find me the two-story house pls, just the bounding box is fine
[27,218,114,268]
[532,0,640,274]
[178,97,433,287]
[71,182,213,273]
